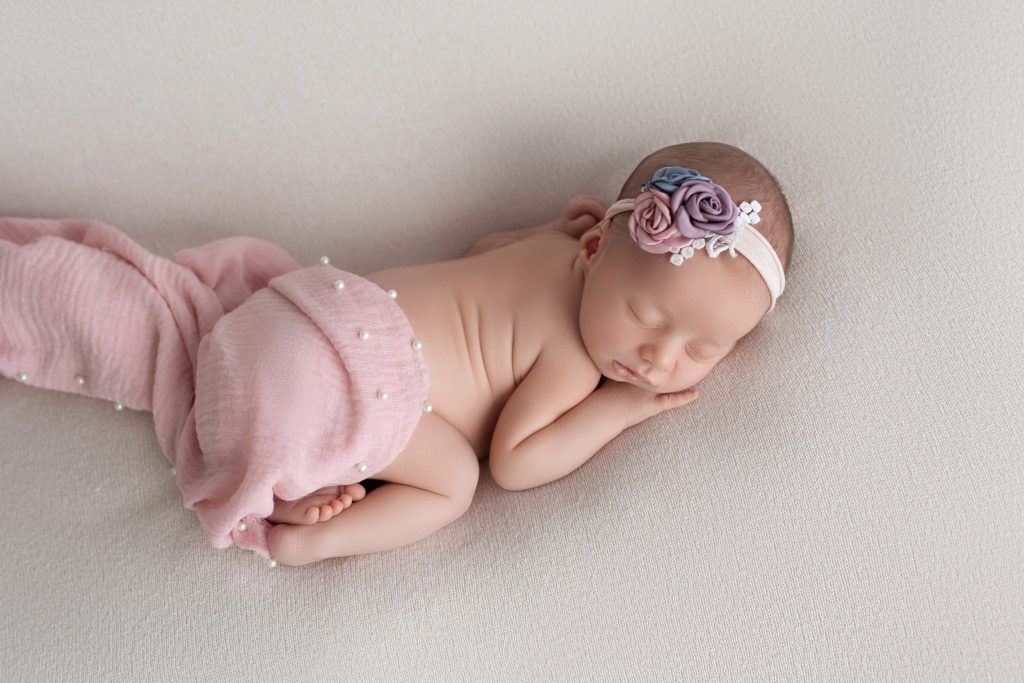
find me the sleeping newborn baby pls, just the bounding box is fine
[0,141,793,567]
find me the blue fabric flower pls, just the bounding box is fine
[642,166,711,194]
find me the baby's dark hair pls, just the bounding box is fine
[610,141,794,274]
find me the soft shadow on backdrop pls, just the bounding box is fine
[1,1,1022,680]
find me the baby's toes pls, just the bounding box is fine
[317,503,336,522]
[302,505,321,524]
[341,483,366,502]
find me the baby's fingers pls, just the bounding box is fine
[558,195,610,236]
[655,388,699,412]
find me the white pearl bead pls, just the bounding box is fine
[359,329,370,340]
[238,522,247,532]
[114,403,124,411]
[423,402,433,413]
[333,280,345,290]
[268,559,278,568]
[75,374,86,385]
[319,256,330,265]
[356,462,367,473]
[411,339,422,350]
[170,467,176,475]
[17,372,28,382]
[377,390,389,400]
[387,289,397,299]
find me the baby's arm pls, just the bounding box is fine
[464,195,608,257]
[489,349,699,491]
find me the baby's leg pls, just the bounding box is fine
[266,411,480,566]
[267,484,367,525]
[266,482,471,566]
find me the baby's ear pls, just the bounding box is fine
[578,217,613,263]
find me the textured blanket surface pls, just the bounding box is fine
[0,217,430,557]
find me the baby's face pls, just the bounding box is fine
[575,220,771,394]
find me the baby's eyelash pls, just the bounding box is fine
[632,304,709,360]
[629,306,663,328]
[630,302,715,361]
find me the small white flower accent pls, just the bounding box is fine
[669,253,685,266]
[694,238,706,249]
[682,246,694,258]
[738,198,761,227]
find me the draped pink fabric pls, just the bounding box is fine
[0,217,430,558]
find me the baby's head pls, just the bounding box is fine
[573,141,794,394]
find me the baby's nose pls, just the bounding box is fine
[643,343,681,372]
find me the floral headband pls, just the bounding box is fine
[602,166,786,312]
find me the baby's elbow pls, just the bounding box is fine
[488,454,524,492]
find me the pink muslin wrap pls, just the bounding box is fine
[0,217,430,558]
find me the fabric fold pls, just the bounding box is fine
[1,217,430,558]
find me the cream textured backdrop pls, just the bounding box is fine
[1,1,1022,680]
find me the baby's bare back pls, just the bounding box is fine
[364,232,588,457]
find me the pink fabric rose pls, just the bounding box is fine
[627,189,695,254]
[670,179,739,239]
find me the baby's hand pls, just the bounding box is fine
[554,195,610,238]
[596,379,699,427]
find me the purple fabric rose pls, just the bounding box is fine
[670,179,739,239]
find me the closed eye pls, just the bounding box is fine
[686,344,709,362]
[629,304,663,328]
[632,303,712,361]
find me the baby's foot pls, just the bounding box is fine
[267,484,367,525]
